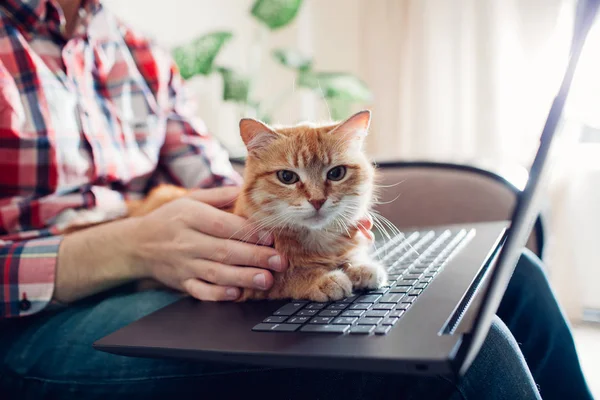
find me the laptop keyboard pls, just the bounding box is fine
[252,228,472,335]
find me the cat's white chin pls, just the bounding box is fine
[298,214,334,229]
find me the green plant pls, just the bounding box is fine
[171,0,372,123]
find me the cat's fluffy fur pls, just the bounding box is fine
[64,111,387,301]
[233,110,387,301]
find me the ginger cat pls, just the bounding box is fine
[63,110,387,301]
[232,110,387,301]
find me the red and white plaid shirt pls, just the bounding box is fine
[0,0,241,318]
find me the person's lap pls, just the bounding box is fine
[0,251,582,400]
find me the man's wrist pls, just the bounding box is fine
[117,217,151,280]
[54,216,151,304]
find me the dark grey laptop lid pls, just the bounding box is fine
[460,0,600,374]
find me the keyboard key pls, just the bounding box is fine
[373,303,395,310]
[379,293,405,303]
[327,303,349,310]
[398,279,418,286]
[273,302,306,316]
[356,295,382,303]
[419,277,433,283]
[333,317,358,325]
[414,283,428,289]
[310,317,334,324]
[350,325,375,334]
[287,316,310,324]
[319,310,341,317]
[297,309,318,317]
[374,325,392,335]
[408,289,423,296]
[301,324,350,334]
[404,273,422,280]
[389,310,405,318]
[424,273,436,278]
[396,304,411,311]
[402,297,416,304]
[338,295,359,303]
[365,288,389,295]
[366,310,389,318]
[358,317,383,325]
[382,317,399,326]
[306,303,327,310]
[253,323,302,332]
[342,310,366,317]
[263,316,287,323]
[389,287,409,294]
[349,303,370,310]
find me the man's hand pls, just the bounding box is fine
[127,187,287,301]
[54,186,370,304]
[356,216,374,241]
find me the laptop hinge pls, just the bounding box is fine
[440,231,506,335]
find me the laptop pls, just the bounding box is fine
[94,0,597,378]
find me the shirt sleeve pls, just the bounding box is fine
[159,63,242,188]
[122,24,242,189]
[0,57,61,319]
[0,234,61,318]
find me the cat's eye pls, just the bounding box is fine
[327,166,347,181]
[277,170,300,184]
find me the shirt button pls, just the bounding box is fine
[20,296,31,311]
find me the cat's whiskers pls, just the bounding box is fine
[239,213,289,242]
[228,213,289,252]
[371,211,403,238]
[222,207,281,243]
[372,179,407,189]
[371,193,402,206]
[276,215,295,237]
[317,80,332,121]
[370,211,421,257]
[336,204,397,257]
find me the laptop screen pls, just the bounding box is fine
[460,0,600,375]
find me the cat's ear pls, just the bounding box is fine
[329,110,371,145]
[239,118,278,154]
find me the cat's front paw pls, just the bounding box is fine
[306,270,353,302]
[345,261,388,290]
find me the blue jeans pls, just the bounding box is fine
[0,250,591,400]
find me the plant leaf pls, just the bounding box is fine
[297,69,318,89]
[316,73,373,102]
[251,0,303,30]
[216,67,251,103]
[272,48,312,70]
[172,31,233,80]
[259,114,273,124]
[326,96,353,121]
[297,71,372,103]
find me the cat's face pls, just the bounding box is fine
[239,111,374,232]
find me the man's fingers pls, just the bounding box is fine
[182,278,240,301]
[187,186,241,208]
[198,236,287,272]
[357,217,374,241]
[185,203,274,246]
[358,217,373,232]
[188,260,274,291]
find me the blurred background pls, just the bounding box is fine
[103,0,599,391]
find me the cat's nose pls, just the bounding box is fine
[309,199,326,210]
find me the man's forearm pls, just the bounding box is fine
[54,218,147,304]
